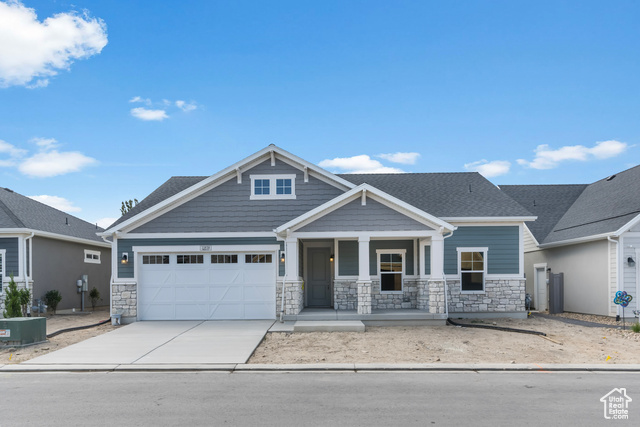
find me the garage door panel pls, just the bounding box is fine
[139,252,276,320]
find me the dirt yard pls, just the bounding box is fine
[249,315,640,365]
[3,311,640,365]
[0,307,118,364]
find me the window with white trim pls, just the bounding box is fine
[142,255,170,265]
[84,249,101,264]
[245,254,272,263]
[177,254,204,264]
[250,174,296,200]
[458,248,487,292]
[211,254,238,264]
[378,250,405,292]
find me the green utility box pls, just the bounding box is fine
[0,317,47,346]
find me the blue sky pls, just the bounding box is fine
[1,0,638,228]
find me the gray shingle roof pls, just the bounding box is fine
[501,164,640,245]
[108,176,207,229]
[339,172,533,218]
[0,187,104,243]
[500,184,587,243]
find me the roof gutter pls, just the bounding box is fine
[1,228,110,248]
[538,232,614,249]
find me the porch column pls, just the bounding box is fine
[417,238,429,310]
[284,237,303,315]
[357,236,372,314]
[428,234,446,315]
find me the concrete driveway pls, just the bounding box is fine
[23,320,274,366]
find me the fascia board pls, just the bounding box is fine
[613,213,640,237]
[102,145,355,235]
[2,228,110,248]
[441,216,537,222]
[275,183,455,234]
[538,232,612,249]
[523,223,540,247]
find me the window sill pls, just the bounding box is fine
[380,291,404,294]
[250,195,296,200]
[460,290,485,295]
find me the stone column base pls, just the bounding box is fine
[284,279,304,315]
[428,279,445,315]
[357,280,372,314]
[417,279,429,311]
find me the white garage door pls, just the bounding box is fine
[138,252,276,320]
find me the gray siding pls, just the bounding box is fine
[369,240,415,275]
[424,245,431,275]
[117,237,284,278]
[0,237,19,277]
[337,239,416,276]
[298,199,431,232]
[444,226,520,275]
[131,160,344,233]
[338,240,358,276]
[31,236,111,310]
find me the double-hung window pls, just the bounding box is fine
[458,248,487,292]
[250,175,296,200]
[378,250,405,292]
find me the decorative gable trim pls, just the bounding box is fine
[100,145,356,235]
[275,183,456,235]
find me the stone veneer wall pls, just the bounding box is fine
[371,279,419,309]
[112,282,137,318]
[334,279,357,310]
[284,280,304,315]
[447,278,526,313]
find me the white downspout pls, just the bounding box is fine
[24,232,34,314]
[442,229,454,318]
[102,234,115,319]
[608,236,620,317]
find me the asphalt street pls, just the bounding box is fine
[2,371,638,426]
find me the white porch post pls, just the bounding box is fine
[417,238,429,310]
[428,234,446,314]
[357,236,372,314]
[284,237,304,315]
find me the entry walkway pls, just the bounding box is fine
[22,320,274,365]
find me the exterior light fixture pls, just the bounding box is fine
[329,254,334,262]
[628,257,636,267]
[280,251,285,263]
[121,252,129,264]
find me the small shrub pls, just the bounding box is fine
[89,287,101,310]
[43,290,62,314]
[631,322,640,333]
[2,275,22,318]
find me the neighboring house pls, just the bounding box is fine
[501,164,640,318]
[100,145,535,324]
[0,187,111,315]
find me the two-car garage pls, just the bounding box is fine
[137,250,277,320]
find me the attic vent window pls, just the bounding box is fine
[606,175,617,181]
[250,174,296,200]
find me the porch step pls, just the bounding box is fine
[293,320,365,333]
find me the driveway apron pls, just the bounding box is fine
[23,320,274,365]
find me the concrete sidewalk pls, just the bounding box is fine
[16,320,274,366]
[2,362,639,373]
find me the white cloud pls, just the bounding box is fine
[176,100,197,112]
[0,1,108,88]
[130,107,169,121]
[464,159,511,178]
[30,136,58,150]
[129,96,151,105]
[95,217,117,229]
[319,155,404,174]
[19,150,97,177]
[0,139,28,164]
[28,195,81,212]
[377,152,420,165]
[517,140,629,170]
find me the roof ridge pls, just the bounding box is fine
[0,197,25,228]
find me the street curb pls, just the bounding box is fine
[2,363,640,373]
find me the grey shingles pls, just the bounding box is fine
[339,172,533,218]
[0,187,104,242]
[501,164,640,245]
[500,184,587,243]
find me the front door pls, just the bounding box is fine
[307,247,331,307]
